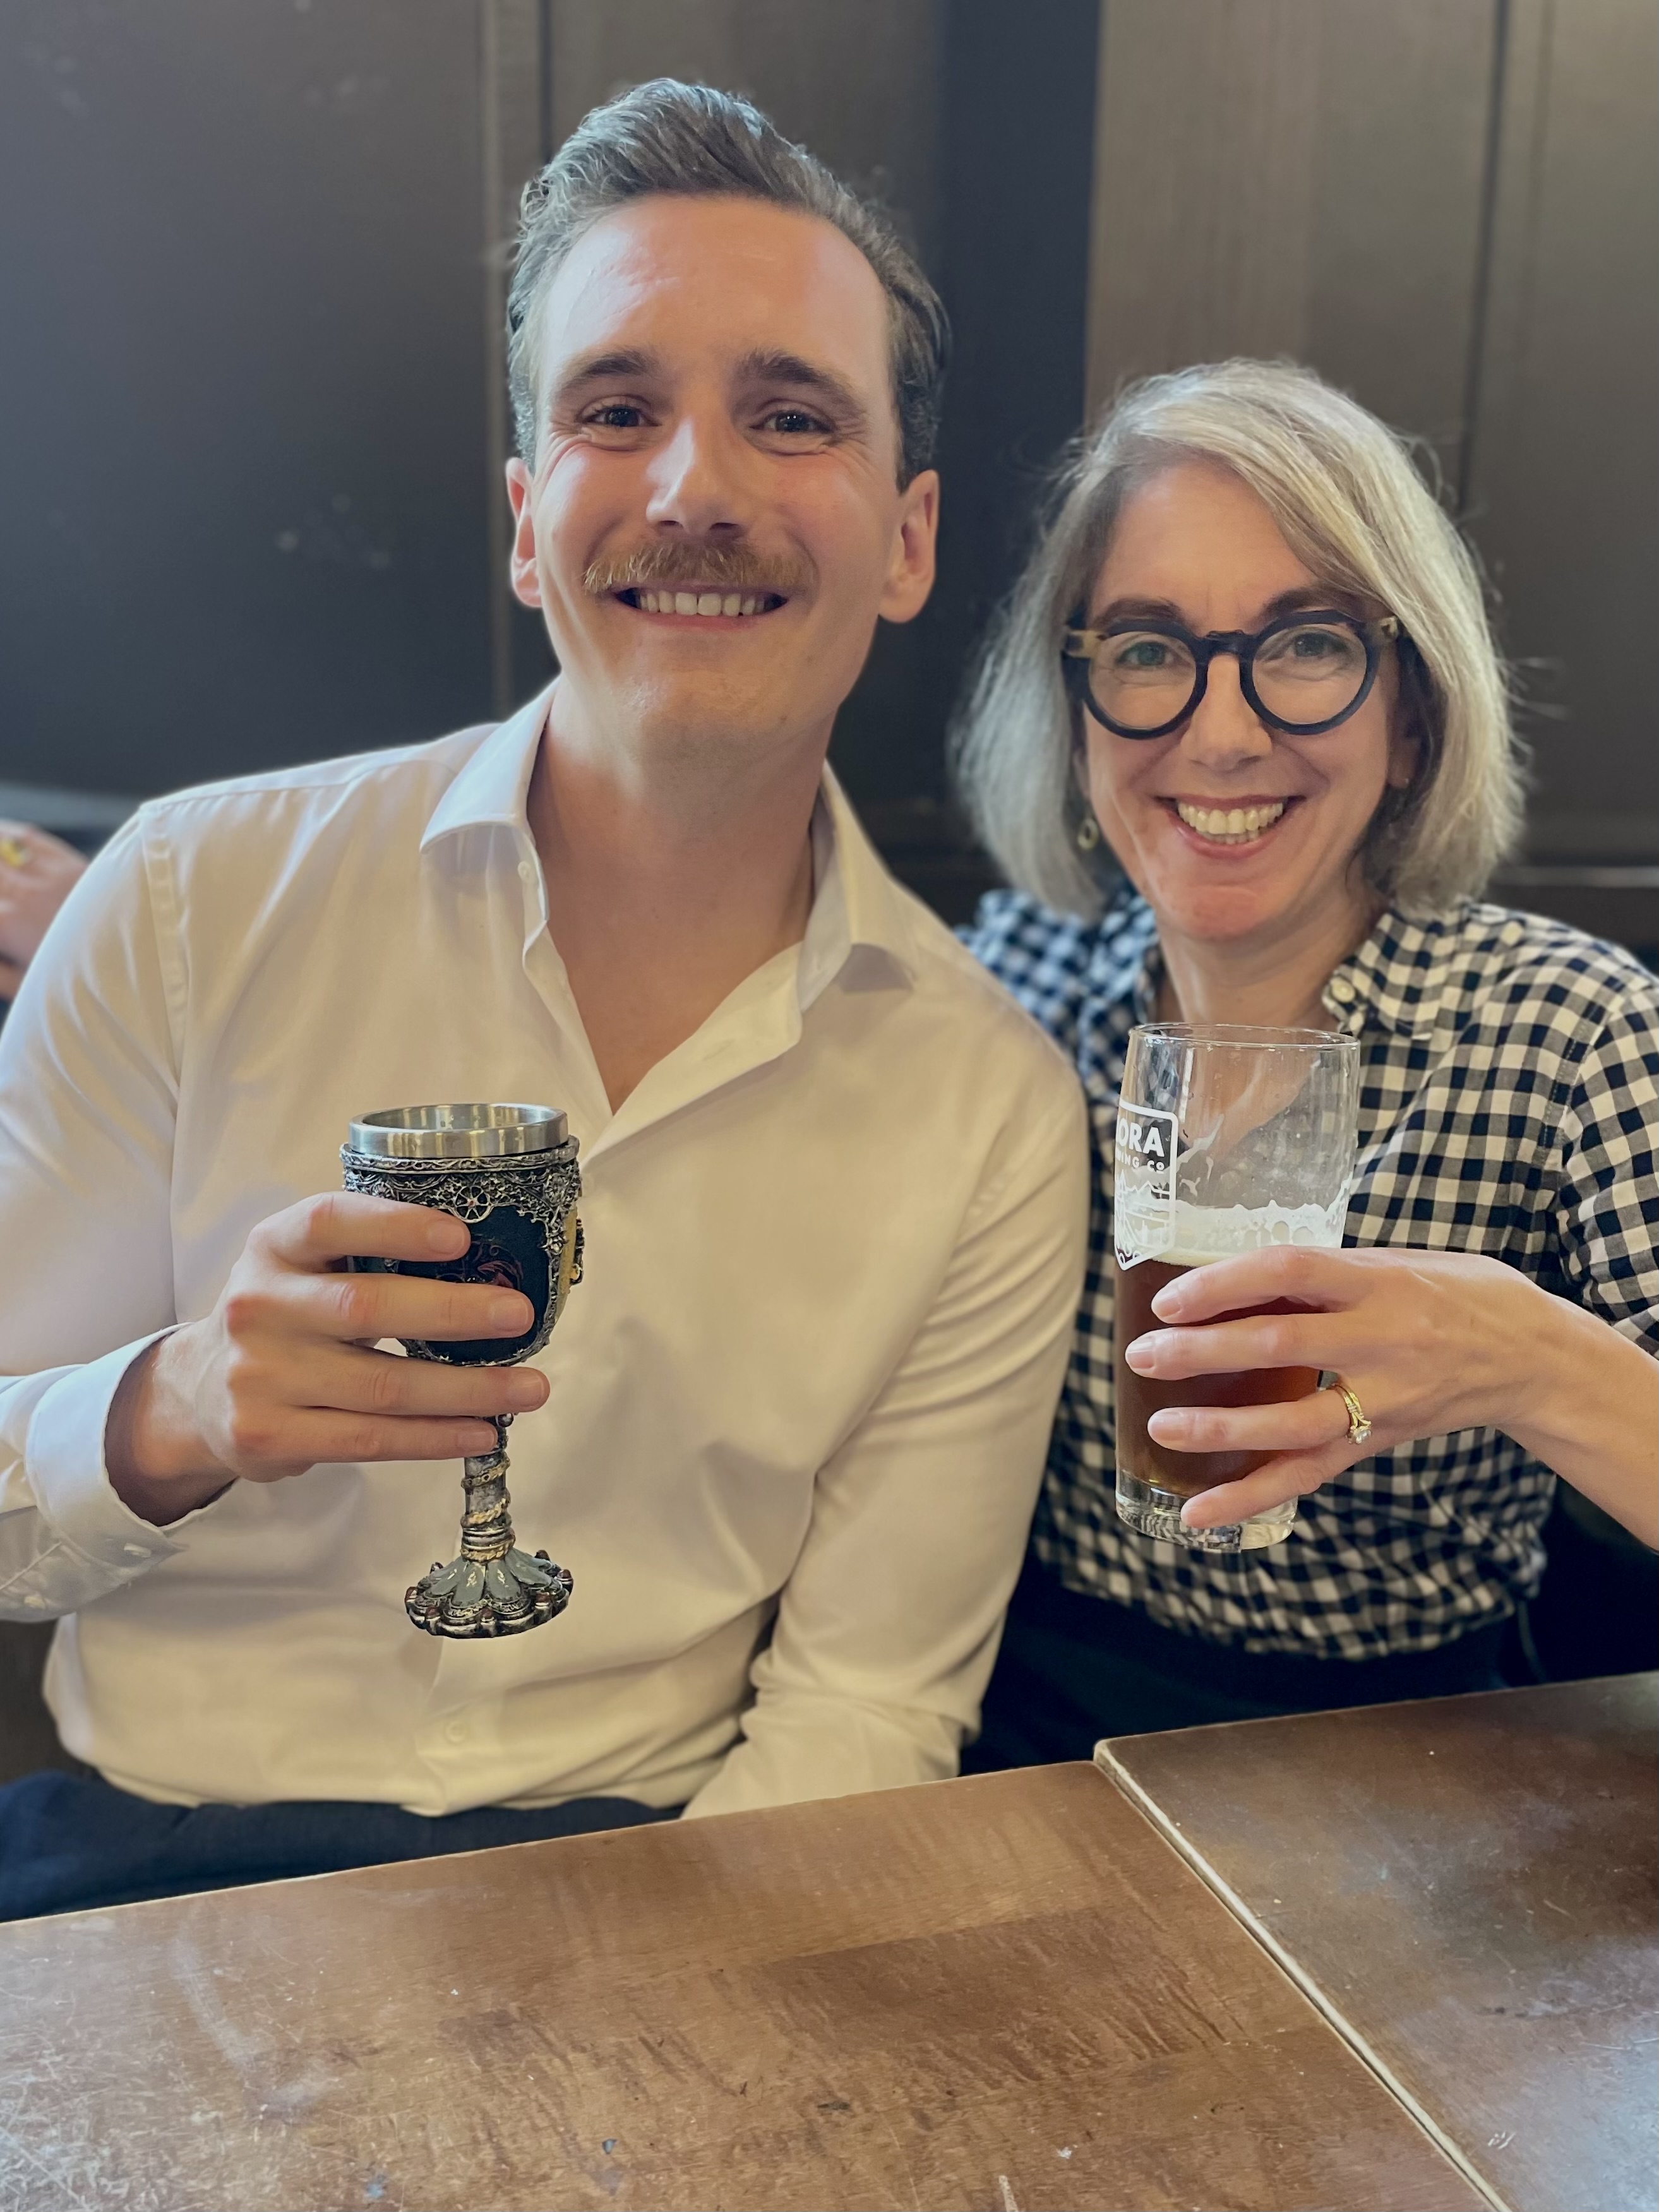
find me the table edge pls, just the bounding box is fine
[1094,1745,1514,2212]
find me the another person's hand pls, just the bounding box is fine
[1123,1245,1658,1544]
[0,822,88,998]
[106,1192,550,1525]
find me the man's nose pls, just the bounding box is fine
[1178,650,1275,771]
[642,412,755,538]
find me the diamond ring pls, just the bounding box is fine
[1332,1377,1372,1447]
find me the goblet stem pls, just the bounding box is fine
[405,1416,573,1639]
[459,1416,517,1564]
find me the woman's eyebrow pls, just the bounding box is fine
[1091,595,1186,625]
[736,349,868,430]
[1091,586,1369,628]
[1257,583,1368,621]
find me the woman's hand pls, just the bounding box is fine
[1123,1245,1659,1547]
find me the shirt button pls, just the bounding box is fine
[517,861,534,882]
[444,1718,469,1745]
[1329,977,1355,1003]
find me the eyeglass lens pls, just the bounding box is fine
[1093,619,1370,732]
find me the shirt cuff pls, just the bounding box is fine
[25,1332,207,1581]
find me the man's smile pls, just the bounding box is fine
[612,584,786,620]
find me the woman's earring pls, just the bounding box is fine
[1075,812,1102,852]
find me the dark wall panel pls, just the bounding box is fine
[1465,0,1659,861]
[1086,0,1498,483]
[1082,0,1659,871]
[0,0,496,797]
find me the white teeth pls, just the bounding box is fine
[630,587,771,617]
[1176,800,1287,844]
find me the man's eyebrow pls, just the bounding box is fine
[736,349,869,429]
[549,347,661,404]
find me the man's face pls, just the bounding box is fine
[506,194,938,771]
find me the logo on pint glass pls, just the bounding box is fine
[1114,1104,1178,1267]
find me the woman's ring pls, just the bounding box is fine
[0,835,29,868]
[1331,1377,1372,1447]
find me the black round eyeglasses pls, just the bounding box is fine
[1062,607,1402,740]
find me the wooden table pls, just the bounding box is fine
[1099,1675,1659,2212]
[0,1763,1483,2212]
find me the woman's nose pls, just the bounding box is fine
[1180,651,1274,768]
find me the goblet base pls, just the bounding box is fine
[405,1548,573,1638]
[403,1417,573,1638]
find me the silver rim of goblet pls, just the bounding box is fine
[346,1102,568,1159]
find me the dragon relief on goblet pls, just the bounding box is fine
[340,1104,582,1639]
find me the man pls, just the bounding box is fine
[0,81,1086,1917]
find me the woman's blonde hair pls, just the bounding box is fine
[951,358,1524,918]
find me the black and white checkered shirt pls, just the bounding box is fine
[966,888,1659,1659]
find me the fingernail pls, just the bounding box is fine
[504,1373,544,1408]
[426,1216,467,1254]
[1150,1284,1185,1318]
[489,1294,531,1330]
[1123,1334,1161,1373]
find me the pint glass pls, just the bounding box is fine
[1113,1024,1360,1551]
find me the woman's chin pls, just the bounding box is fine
[1141,871,1309,948]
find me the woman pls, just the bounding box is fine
[955,359,1658,1757]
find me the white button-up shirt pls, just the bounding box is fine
[0,694,1086,1819]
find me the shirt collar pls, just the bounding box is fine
[798,767,917,1005]
[1322,905,1466,1041]
[417,685,916,1001]
[419,686,553,852]
[1095,891,1457,1044]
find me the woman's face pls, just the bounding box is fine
[1079,460,1414,954]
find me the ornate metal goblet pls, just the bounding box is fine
[340,1104,582,1638]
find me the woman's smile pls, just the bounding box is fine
[1158,794,1300,851]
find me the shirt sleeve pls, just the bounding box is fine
[1550,991,1659,1356]
[683,1072,1089,1818]
[0,816,207,1618]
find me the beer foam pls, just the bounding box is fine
[1161,1199,1345,1265]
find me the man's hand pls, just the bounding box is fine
[106,1192,550,1525]
[0,822,88,999]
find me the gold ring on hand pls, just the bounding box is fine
[1331,1376,1372,1447]
[0,836,29,868]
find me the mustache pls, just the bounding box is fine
[583,541,816,599]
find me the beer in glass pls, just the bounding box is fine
[1113,1023,1359,1551]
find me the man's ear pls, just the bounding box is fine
[878,469,940,626]
[505,458,541,609]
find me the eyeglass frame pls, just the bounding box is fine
[1061,607,1403,741]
